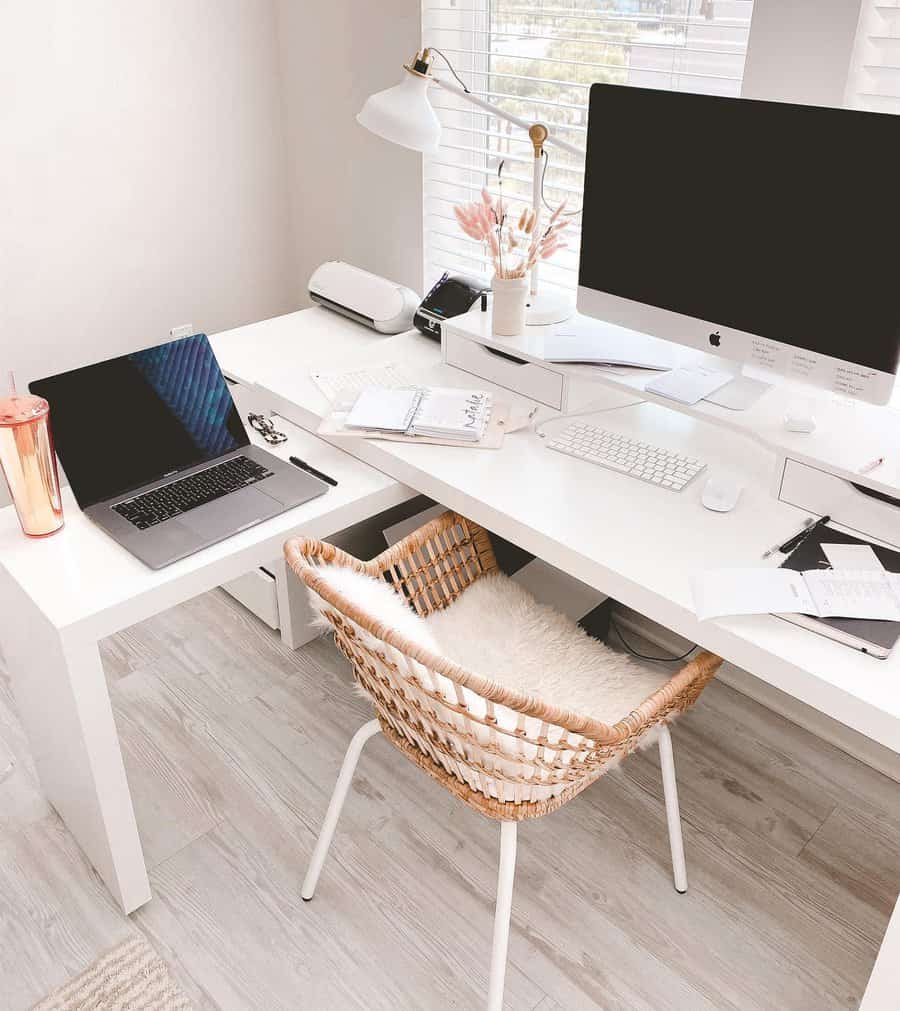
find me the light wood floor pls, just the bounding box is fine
[1,587,897,1011]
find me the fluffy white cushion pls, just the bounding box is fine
[308,565,439,656]
[426,572,669,726]
[308,566,672,803]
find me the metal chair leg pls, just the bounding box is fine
[658,723,688,893]
[301,719,381,901]
[487,820,518,1011]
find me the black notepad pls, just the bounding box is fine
[779,525,900,658]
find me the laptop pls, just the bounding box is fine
[29,333,329,569]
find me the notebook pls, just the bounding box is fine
[344,388,424,434]
[344,386,492,443]
[779,525,900,658]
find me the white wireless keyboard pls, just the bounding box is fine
[546,421,706,491]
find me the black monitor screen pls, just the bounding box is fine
[30,333,248,508]
[579,84,900,375]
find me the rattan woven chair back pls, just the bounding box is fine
[284,510,721,821]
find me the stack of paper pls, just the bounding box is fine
[543,319,679,371]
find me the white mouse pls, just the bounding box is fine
[701,475,743,513]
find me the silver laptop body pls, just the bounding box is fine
[30,333,328,569]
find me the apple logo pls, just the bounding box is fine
[708,331,722,348]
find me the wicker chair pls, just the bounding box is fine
[285,511,722,1011]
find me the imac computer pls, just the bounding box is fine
[577,84,900,409]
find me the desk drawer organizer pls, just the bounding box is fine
[778,458,900,550]
[443,326,568,411]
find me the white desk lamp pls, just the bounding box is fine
[358,48,585,326]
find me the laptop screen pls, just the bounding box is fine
[30,333,249,508]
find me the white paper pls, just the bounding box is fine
[311,362,416,403]
[690,569,816,622]
[410,387,491,441]
[645,366,732,405]
[545,320,678,371]
[344,388,422,433]
[821,543,885,573]
[803,569,900,621]
[691,567,900,622]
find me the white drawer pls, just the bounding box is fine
[444,329,567,410]
[222,566,280,629]
[778,458,900,550]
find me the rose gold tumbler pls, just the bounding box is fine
[0,373,64,538]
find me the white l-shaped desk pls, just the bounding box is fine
[210,307,900,756]
[0,305,896,946]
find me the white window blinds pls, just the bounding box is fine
[847,2,900,113]
[423,1,756,294]
[846,3,900,409]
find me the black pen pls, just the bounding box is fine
[780,514,831,555]
[289,456,338,487]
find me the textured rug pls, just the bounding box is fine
[30,934,192,1011]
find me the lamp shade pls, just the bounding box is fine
[357,71,441,154]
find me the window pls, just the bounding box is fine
[846,2,900,408]
[846,1,900,113]
[422,1,756,295]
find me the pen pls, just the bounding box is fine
[289,456,338,487]
[761,517,813,559]
[858,456,884,474]
[780,514,831,555]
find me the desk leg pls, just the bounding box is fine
[1,593,151,914]
[273,557,322,650]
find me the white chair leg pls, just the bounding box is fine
[658,723,688,894]
[302,718,381,901]
[487,820,518,1011]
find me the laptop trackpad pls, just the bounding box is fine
[178,486,281,539]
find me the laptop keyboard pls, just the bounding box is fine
[113,456,273,529]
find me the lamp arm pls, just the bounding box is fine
[429,75,585,159]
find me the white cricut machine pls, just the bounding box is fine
[309,261,419,335]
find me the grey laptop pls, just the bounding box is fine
[30,333,328,569]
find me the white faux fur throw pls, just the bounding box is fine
[308,566,669,727]
[309,564,440,655]
[425,573,670,725]
[306,567,673,801]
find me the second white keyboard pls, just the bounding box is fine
[546,422,706,491]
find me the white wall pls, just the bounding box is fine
[274,0,423,303]
[0,1,296,394]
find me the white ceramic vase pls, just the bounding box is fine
[491,274,528,337]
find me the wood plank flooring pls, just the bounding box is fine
[1,586,898,1010]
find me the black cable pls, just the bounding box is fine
[428,47,471,93]
[539,148,582,217]
[609,617,697,663]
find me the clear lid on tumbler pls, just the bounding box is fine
[0,372,49,427]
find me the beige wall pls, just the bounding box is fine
[0,1,296,394]
[274,0,423,303]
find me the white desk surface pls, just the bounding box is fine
[447,309,900,499]
[0,404,411,641]
[211,307,900,753]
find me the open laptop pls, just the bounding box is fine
[29,333,329,569]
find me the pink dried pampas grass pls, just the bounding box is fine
[453,189,569,280]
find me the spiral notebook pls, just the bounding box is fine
[345,387,491,443]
